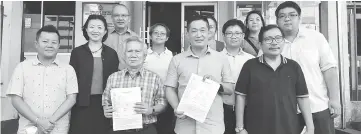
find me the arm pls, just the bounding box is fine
[318,33,340,116]
[235,94,246,128]
[297,97,314,131]
[220,55,236,95]
[152,77,167,115]
[165,86,179,109]
[49,94,76,123]
[10,95,39,124]
[50,66,78,123]
[323,68,340,104]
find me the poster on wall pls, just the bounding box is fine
[83,3,116,32]
[236,8,252,22]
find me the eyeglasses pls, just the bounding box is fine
[224,32,245,38]
[278,13,299,20]
[112,14,130,18]
[263,36,284,44]
[153,31,167,37]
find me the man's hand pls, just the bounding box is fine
[174,110,186,119]
[329,100,341,118]
[36,118,55,134]
[134,102,153,115]
[304,129,315,134]
[103,105,115,118]
[236,130,248,134]
[202,75,219,83]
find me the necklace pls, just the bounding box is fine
[91,45,103,54]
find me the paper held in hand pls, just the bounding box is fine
[111,87,143,131]
[177,73,220,123]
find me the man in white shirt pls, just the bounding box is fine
[221,19,254,134]
[275,1,340,134]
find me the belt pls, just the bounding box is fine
[223,104,234,111]
[123,123,153,132]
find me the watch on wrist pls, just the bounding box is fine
[235,126,244,133]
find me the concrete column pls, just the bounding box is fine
[1,1,23,121]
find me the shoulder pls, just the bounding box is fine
[301,28,325,39]
[285,58,302,69]
[243,52,255,59]
[108,70,124,79]
[72,43,87,53]
[103,45,117,54]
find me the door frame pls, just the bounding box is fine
[181,2,217,52]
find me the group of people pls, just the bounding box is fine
[6,1,340,134]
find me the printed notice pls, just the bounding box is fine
[177,73,220,123]
[111,87,142,131]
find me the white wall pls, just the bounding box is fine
[1,1,23,121]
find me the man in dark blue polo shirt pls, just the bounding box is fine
[234,25,314,134]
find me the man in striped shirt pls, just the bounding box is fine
[102,36,166,134]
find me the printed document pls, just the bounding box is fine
[111,87,142,131]
[177,73,220,123]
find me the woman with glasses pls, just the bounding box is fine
[69,15,119,134]
[243,10,266,56]
[234,25,314,134]
[144,23,175,134]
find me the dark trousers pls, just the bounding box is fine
[298,109,335,134]
[110,124,157,134]
[156,106,176,134]
[223,104,236,134]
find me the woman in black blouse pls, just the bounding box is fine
[69,15,119,134]
[243,10,266,56]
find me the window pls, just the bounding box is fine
[22,1,75,53]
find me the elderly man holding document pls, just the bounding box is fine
[102,36,166,134]
[164,15,234,134]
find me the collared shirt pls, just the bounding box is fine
[144,47,173,82]
[6,58,78,133]
[235,55,308,134]
[165,47,234,134]
[104,28,138,70]
[221,48,254,105]
[258,28,338,113]
[102,68,166,124]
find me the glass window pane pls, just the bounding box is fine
[43,1,75,53]
[22,1,42,53]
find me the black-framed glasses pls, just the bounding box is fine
[278,13,299,20]
[263,36,284,44]
[224,32,245,38]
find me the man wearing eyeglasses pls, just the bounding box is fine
[235,24,314,134]
[105,4,138,70]
[275,1,340,134]
[221,19,254,134]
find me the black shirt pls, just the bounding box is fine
[235,55,308,134]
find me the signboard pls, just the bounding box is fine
[83,3,116,32]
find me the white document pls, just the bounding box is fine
[111,87,143,131]
[177,73,220,123]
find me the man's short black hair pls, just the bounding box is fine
[206,16,218,31]
[82,15,109,42]
[149,23,171,37]
[222,19,246,35]
[275,1,302,18]
[36,25,60,43]
[187,15,209,32]
[259,24,285,43]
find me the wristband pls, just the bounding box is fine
[218,85,224,93]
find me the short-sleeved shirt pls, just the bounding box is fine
[144,47,173,82]
[102,68,166,124]
[164,47,234,134]
[235,55,308,134]
[6,58,78,134]
[104,28,138,70]
[258,28,338,113]
[221,48,254,105]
